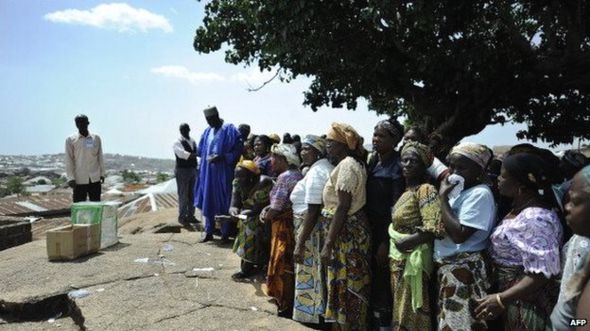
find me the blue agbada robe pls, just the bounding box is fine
[194,122,243,235]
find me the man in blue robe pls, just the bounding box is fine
[195,106,243,243]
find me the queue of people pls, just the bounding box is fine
[168,107,590,331]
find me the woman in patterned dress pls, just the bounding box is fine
[229,160,273,280]
[320,122,370,331]
[291,135,334,325]
[261,143,303,316]
[476,153,563,330]
[435,142,496,331]
[388,142,445,330]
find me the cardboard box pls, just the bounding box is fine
[46,224,101,261]
[71,202,119,249]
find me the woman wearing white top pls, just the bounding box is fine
[291,135,334,324]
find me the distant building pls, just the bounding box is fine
[25,185,56,195]
[23,176,53,186]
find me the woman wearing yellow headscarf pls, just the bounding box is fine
[388,142,445,330]
[229,160,274,280]
[320,123,370,330]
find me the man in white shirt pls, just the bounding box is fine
[65,114,105,202]
[173,123,198,226]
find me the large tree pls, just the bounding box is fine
[194,0,590,154]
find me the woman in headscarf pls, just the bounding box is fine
[366,118,405,329]
[261,143,303,317]
[475,153,563,330]
[389,142,445,330]
[435,142,496,331]
[253,135,275,177]
[402,126,449,183]
[552,165,590,330]
[320,122,370,330]
[241,135,257,161]
[229,160,274,280]
[291,135,334,325]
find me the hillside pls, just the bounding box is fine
[0,153,175,175]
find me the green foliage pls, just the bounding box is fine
[6,176,24,196]
[195,0,590,154]
[121,170,142,183]
[156,172,170,183]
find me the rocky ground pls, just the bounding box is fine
[0,210,312,331]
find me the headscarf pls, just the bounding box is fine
[449,142,492,170]
[268,133,281,144]
[375,119,403,139]
[503,153,550,191]
[302,135,326,155]
[327,122,362,151]
[401,142,434,167]
[237,160,260,175]
[271,143,301,167]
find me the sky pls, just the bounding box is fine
[0,1,575,159]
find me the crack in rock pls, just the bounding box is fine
[198,302,276,316]
[0,293,87,331]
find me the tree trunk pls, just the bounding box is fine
[428,108,491,160]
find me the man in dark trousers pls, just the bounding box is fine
[173,123,199,226]
[65,114,105,202]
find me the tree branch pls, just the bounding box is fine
[247,69,280,92]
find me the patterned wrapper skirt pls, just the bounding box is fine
[495,264,558,331]
[265,211,296,313]
[293,213,326,323]
[232,213,267,265]
[436,251,490,331]
[390,254,434,330]
[321,209,371,331]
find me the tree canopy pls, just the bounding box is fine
[194,0,590,154]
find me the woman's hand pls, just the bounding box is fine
[293,243,305,264]
[259,206,270,223]
[240,209,253,217]
[320,243,333,265]
[474,294,505,320]
[229,207,240,218]
[439,177,458,198]
[394,237,414,253]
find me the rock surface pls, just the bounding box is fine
[0,232,311,331]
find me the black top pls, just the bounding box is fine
[176,139,197,168]
[365,151,404,243]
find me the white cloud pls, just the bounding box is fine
[151,65,279,87]
[44,3,173,33]
[151,66,225,84]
